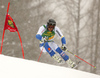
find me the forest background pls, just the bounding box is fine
[0,0,100,75]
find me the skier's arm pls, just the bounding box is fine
[55,27,67,51]
[61,36,66,45]
[36,26,45,41]
[36,34,42,40]
[55,26,66,45]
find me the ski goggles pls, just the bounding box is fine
[48,25,55,28]
[48,22,56,26]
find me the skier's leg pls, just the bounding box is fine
[48,42,69,61]
[48,42,68,63]
[44,42,55,57]
[44,42,62,63]
[56,47,69,61]
[56,47,77,68]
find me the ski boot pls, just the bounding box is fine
[66,59,77,68]
[52,54,63,63]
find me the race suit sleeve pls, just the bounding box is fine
[55,26,66,44]
[36,26,45,40]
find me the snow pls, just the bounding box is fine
[0,55,100,78]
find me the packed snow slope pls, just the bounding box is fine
[0,55,100,78]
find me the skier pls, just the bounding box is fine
[36,19,76,68]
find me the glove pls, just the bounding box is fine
[61,44,67,51]
[41,36,48,43]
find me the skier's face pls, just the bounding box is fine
[48,25,54,31]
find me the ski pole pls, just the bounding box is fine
[66,49,96,68]
[38,37,49,62]
[38,43,45,62]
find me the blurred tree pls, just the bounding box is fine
[93,0,100,74]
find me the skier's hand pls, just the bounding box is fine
[41,36,48,43]
[61,44,67,51]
